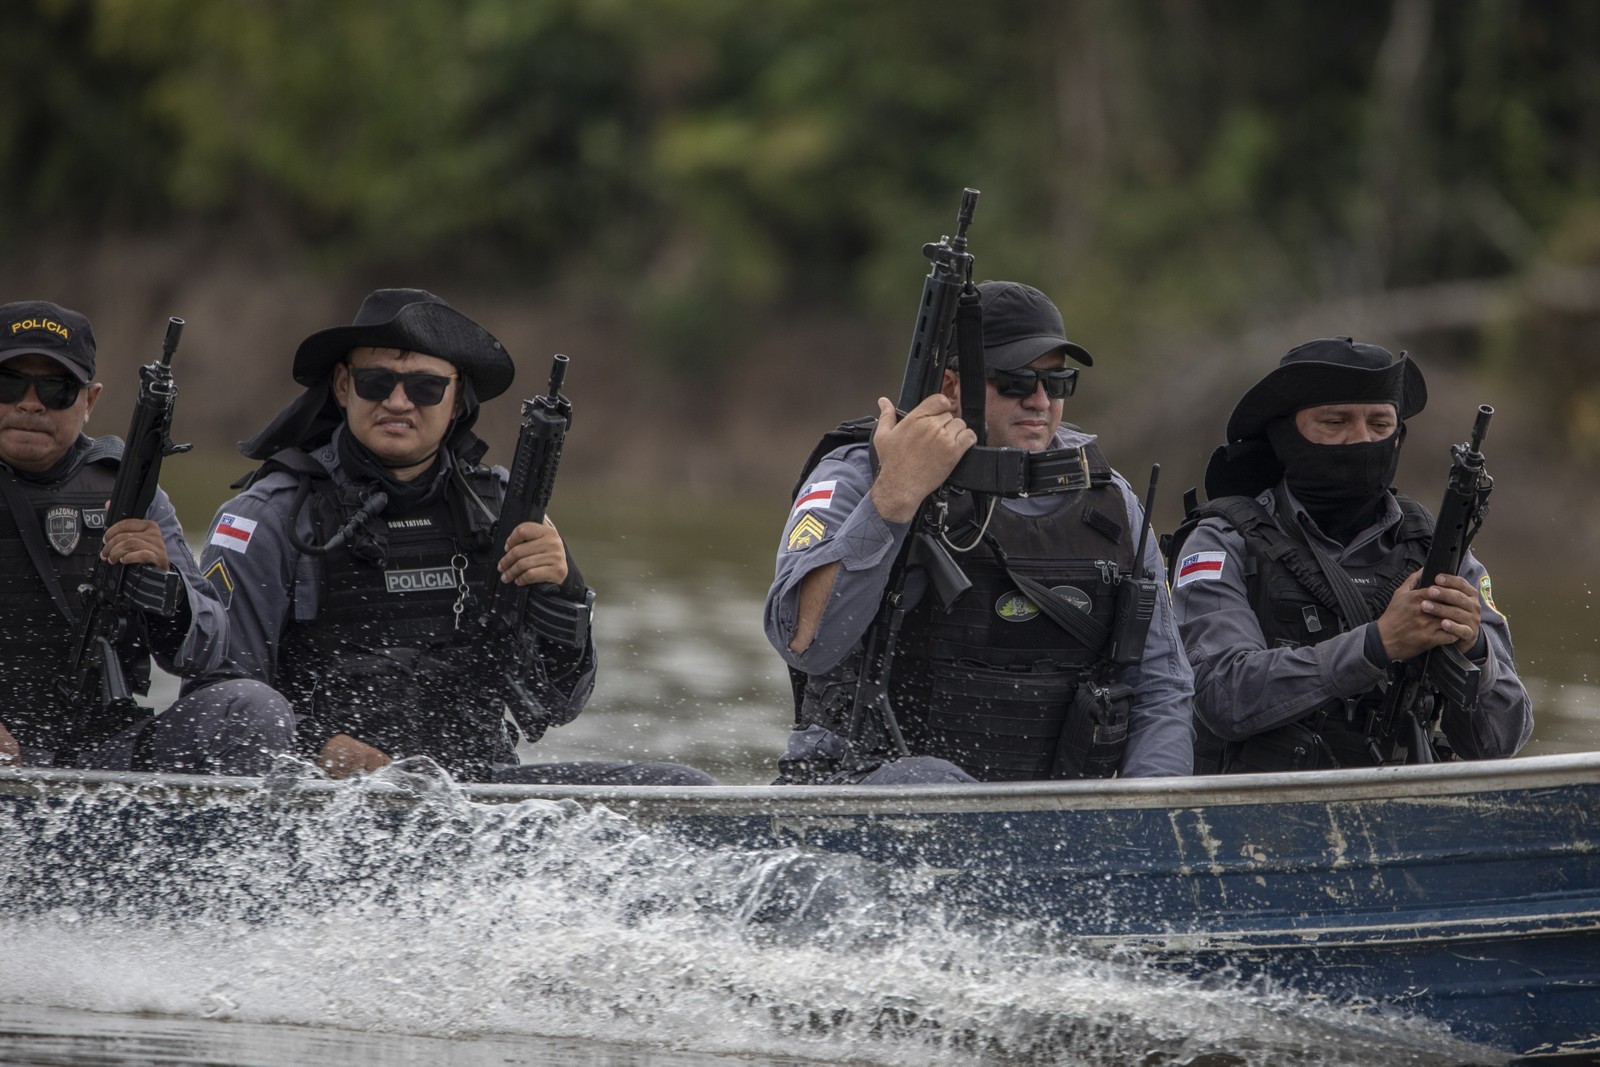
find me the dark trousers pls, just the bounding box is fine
[33,679,296,777]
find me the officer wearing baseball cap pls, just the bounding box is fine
[1168,337,1532,773]
[765,280,1194,785]
[199,289,713,786]
[0,300,292,774]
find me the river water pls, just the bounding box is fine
[2,496,1595,1067]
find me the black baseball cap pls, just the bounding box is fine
[0,300,96,382]
[975,280,1094,370]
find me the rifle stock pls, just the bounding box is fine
[1368,405,1494,762]
[58,317,192,752]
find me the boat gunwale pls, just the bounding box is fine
[3,750,1598,817]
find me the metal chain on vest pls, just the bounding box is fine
[450,551,470,630]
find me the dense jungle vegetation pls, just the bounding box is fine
[4,0,1600,506]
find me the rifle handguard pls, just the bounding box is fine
[524,586,595,647]
[127,566,184,617]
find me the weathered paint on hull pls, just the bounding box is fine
[3,751,1597,1059]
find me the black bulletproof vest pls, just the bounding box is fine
[886,480,1133,781]
[274,463,515,775]
[0,450,152,748]
[1193,493,1433,772]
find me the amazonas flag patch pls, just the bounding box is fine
[793,480,837,512]
[1174,551,1227,588]
[209,513,258,553]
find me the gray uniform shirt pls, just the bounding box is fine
[195,441,595,729]
[764,425,1196,777]
[1170,485,1532,759]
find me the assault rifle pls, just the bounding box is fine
[463,354,591,743]
[479,353,588,643]
[840,192,983,760]
[58,318,192,751]
[1366,405,1495,763]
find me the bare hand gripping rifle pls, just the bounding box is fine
[58,318,193,751]
[1367,405,1495,762]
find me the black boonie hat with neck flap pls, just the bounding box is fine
[293,288,513,400]
[1204,336,1427,499]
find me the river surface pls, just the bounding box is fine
[2,496,1596,1066]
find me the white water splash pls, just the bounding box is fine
[0,762,1502,1067]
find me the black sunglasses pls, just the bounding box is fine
[347,366,459,407]
[987,366,1078,399]
[0,367,84,410]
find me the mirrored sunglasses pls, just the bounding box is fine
[987,366,1078,399]
[347,367,458,407]
[0,367,84,410]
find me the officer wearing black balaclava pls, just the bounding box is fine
[1168,337,1531,773]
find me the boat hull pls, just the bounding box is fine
[4,751,1598,1060]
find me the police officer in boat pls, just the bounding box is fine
[0,300,291,773]
[765,280,1195,784]
[1168,337,1532,773]
[197,288,713,785]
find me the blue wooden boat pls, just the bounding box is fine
[3,750,1597,1062]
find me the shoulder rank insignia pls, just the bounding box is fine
[786,513,827,552]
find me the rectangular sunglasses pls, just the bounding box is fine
[0,367,84,410]
[986,366,1078,399]
[347,367,458,407]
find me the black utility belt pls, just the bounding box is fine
[947,445,1093,497]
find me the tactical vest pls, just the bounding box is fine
[0,444,152,750]
[796,429,1138,781]
[1179,493,1433,773]
[268,453,517,778]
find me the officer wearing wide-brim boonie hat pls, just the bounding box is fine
[0,299,98,383]
[293,288,514,401]
[969,281,1095,371]
[239,289,512,462]
[1204,336,1427,499]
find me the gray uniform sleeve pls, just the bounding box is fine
[1438,550,1533,758]
[195,476,310,687]
[764,444,915,675]
[146,487,229,678]
[1171,518,1388,741]
[1108,474,1196,777]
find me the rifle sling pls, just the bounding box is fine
[983,535,1112,652]
[1276,494,1374,629]
[0,471,81,625]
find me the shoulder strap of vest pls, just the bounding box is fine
[82,436,125,467]
[447,463,504,548]
[0,471,80,622]
[233,447,329,491]
[1394,494,1434,541]
[1161,493,1270,578]
[791,416,876,501]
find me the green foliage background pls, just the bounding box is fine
[6,0,1600,454]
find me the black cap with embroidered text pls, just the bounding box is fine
[0,300,96,382]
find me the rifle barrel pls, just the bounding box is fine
[1470,404,1493,453]
[161,317,184,365]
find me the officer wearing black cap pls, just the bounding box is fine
[0,300,292,773]
[198,289,713,785]
[765,281,1195,783]
[1168,338,1532,772]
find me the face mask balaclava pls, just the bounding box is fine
[1266,415,1404,542]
